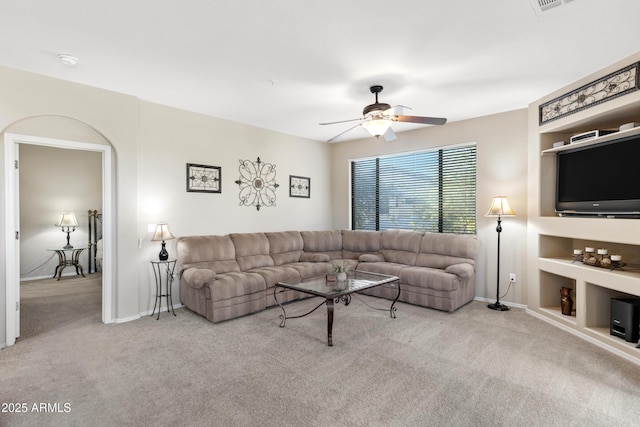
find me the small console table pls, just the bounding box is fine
[150,259,177,320]
[48,247,87,280]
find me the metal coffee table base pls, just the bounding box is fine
[274,284,400,346]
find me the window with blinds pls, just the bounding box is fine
[351,144,476,234]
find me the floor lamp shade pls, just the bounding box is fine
[485,196,516,217]
[151,223,176,261]
[485,196,515,311]
[55,211,79,249]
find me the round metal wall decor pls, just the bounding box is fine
[234,157,279,210]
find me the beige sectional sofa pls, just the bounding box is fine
[176,229,479,323]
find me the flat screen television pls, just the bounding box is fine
[556,131,640,216]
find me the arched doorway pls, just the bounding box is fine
[4,131,114,346]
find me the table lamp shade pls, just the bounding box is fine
[485,196,516,217]
[151,223,176,242]
[55,212,79,228]
[55,212,79,249]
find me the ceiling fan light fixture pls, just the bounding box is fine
[362,118,392,138]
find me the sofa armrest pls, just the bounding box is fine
[445,263,474,279]
[299,253,330,262]
[182,268,216,289]
[359,253,385,262]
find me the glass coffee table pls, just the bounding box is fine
[274,270,400,346]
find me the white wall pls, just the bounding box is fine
[329,109,529,305]
[19,144,102,280]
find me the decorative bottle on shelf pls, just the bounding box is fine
[560,287,573,316]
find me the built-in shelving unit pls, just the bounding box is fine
[527,52,640,365]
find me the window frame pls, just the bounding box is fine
[349,142,477,234]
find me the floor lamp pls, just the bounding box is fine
[485,196,515,311]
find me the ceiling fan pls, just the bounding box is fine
[320,85,447,142]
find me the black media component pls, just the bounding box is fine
[556,130,640,216]
[610,298,640,342]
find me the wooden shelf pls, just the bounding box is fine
[540,125,640,155]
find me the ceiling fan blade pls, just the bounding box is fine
[382,127,397,142]
[326,123,362,142]
[393,115,447,125]
[319,117,363,126]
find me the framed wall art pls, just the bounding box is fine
[289,175,310,198]
[186,163,221,193]
[539,61,639,125]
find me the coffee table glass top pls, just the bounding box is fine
[277,270,398,298]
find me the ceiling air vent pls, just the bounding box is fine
[537,0,563,11]
[530,0,574,13]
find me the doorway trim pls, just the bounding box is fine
[4,133,114,347]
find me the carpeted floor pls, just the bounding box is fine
[1,274,639,426]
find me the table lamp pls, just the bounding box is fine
[151,223,176,261]
[55,212,79,249]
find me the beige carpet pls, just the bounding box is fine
[1,274,639,426]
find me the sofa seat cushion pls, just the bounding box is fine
[399,266,460,292]
[247,266,301,289]
[284,262,333,279]
[355,262,406,277]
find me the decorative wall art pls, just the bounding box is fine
[186,163,221,193]
[539,61,639,125]
[289,175,310,198]
[234,157,279,210]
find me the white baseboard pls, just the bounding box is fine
[114,314,141,324]
[137,303,184,319]
[20,272,83,282]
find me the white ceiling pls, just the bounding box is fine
[1,0,639,143]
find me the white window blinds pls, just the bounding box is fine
[351,144,476,234]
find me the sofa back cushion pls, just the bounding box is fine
[266,231,303,265]
[380,230,423,265]
[176,235,241,274]
[229,233,275,271]
[416,232,479,269]
[341,230,382,259]
[301,230,343,260]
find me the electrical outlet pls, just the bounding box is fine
[509,273,516,283]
